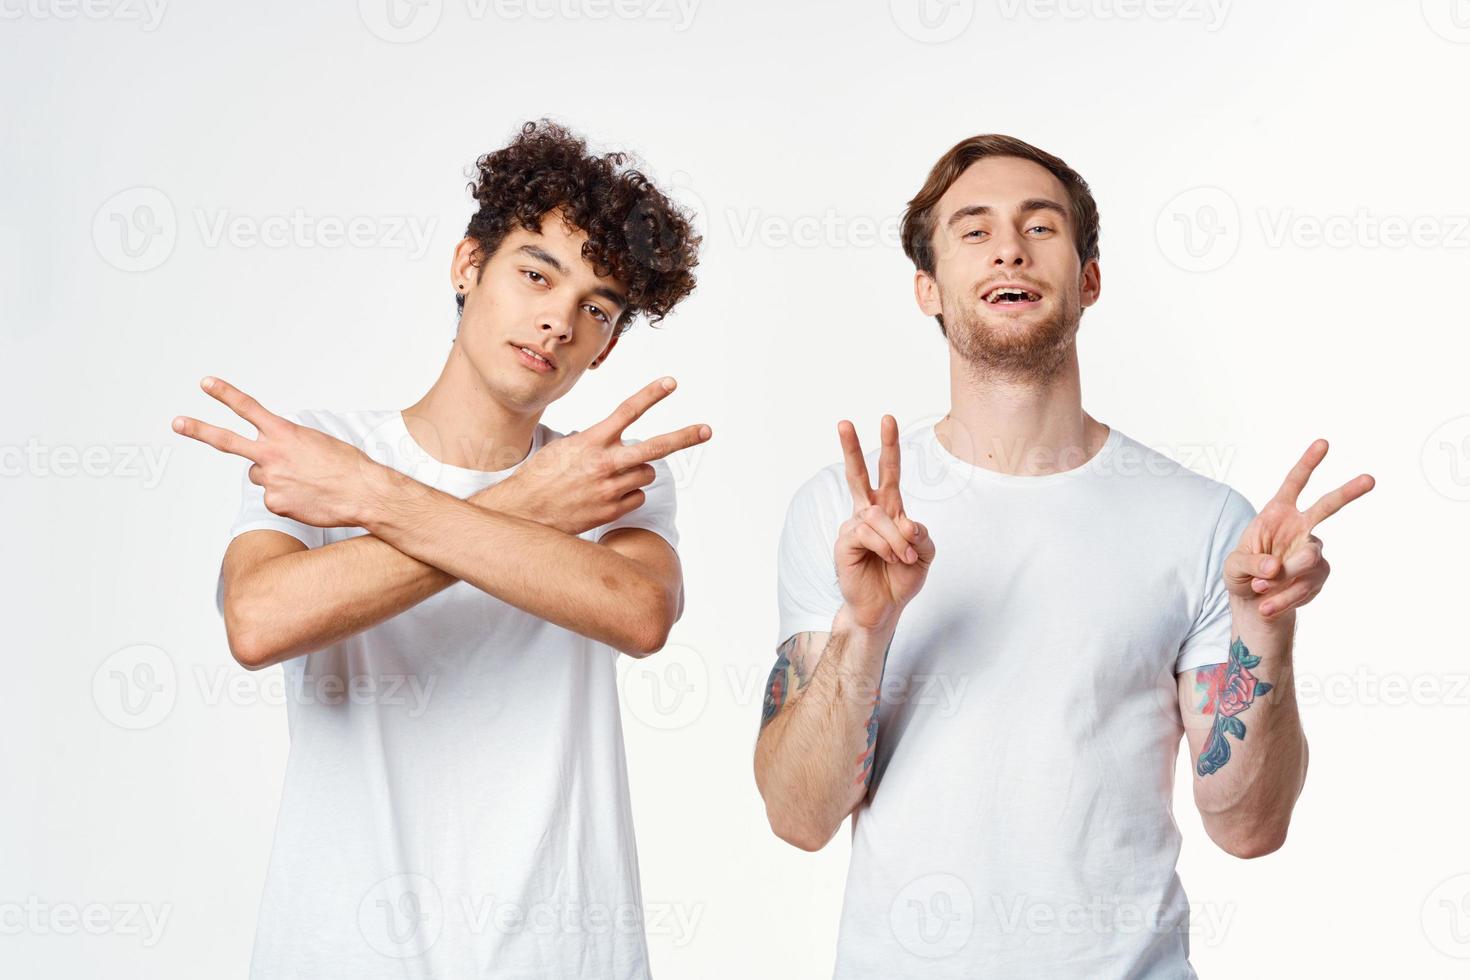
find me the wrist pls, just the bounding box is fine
[1230,595,1297,640]
[355,462,433,531]
[834,602,902,642]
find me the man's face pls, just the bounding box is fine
[452,209,629,414]
[916,155,1100,378]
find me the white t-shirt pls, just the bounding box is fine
[775,421,1256,980]
[216,408,678,980]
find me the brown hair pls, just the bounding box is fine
[461,119,700,334]
[901,134,1101,280]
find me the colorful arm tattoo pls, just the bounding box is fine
[1194,636,1274,777]
[760,634,806,730]
[854,638,892,788]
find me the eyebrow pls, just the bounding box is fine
[945,198,1069,228]
[517,244,629,311]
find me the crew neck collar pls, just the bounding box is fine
[919,419,1122,487]
[383,410,546,485]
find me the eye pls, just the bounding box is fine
[584,304,610,324]
[963,228,988,240]
[1027,224,1054,235]
[522,269,547,285]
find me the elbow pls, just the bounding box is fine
[623,582,678,658]
[767,810,837,853]
[222,600,279,671]
[1210,823,1289,860]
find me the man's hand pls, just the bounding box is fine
[836,415,935,631]
[172,376,385,528]
[494,376,711,535]
[1225,438,1375,628]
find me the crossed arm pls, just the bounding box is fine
[182,376,707,669]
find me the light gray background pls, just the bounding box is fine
[3,0,1467,976]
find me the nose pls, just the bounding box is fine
[990,226,1030,268]
[539,311,572,342]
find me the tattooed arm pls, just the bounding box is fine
[754,416,932,852]
[1181,439,1374,858]
[755,617,896,851]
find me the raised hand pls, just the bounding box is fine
[495,376,711,535]
[1225,438,1375,625]
[835,415,935,631]
[172,377,384,528]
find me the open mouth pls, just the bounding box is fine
[511,343,556,373]
[981,285,1042,306]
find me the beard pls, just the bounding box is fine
[943,282,1082,381]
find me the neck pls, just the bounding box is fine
[401,342,542,472]
[939,342,1109,476]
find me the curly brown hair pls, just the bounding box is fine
[459,120,700,334]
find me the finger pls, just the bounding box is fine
[1304,473,1375,529]
[1259,570,1326,618]
[859,504,919,564]
[248,463,264,486]
[623,423,712,466]
[838,420,874,510]
[200,377,285,434]
[591,377,677,440]
[851,520,901,564]
[612,463,658,494]
[612,487,648,517]
[171,415,259,460]
[1272,438,1328,507]
[1225,549,1280,587]
[1279,535,1324,580]
[876,415,903,516]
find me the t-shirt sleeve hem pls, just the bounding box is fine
[1174,643,1230,674]
[775,614,841,649]
[227,520,318,549]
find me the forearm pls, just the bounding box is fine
[754,606,895,851]
[1193,602,1308,856]
[358,472,672,655]
[224,481,532,668]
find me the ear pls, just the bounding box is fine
[1079,258,1102,310]
[590,331,621,369]
[450,237,483,297]
[914,270,942,318]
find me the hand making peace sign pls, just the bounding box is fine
[1225,438,1375,624]
[835,415,936,632]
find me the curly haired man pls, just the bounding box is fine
[173,120,708,979]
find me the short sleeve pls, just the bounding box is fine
[775,468,847,648]
[1174,486,1257,673]
[591,442,679,552]
[214,413,326,615]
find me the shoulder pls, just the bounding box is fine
[1105,429,1255,530]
